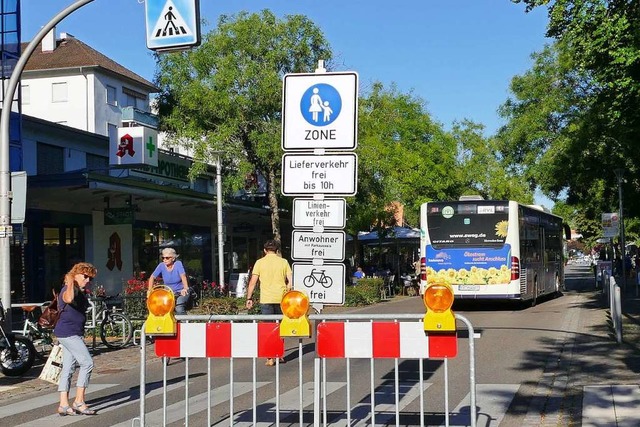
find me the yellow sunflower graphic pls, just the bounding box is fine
[495,220,508,238]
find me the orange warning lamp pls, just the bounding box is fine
[280,290,311,337]
[145,285,177,336]
[423,281,456,332]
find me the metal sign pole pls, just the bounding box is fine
[0,0,95,325]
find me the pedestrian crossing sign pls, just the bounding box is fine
[145,0,201,52]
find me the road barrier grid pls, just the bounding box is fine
[133,313,477,427]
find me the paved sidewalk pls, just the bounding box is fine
[0,341,160,401]
[574,291,640,427]
[520,284,640,427]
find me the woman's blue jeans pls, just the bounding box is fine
[58,335,94,392]
[174,293,191,314]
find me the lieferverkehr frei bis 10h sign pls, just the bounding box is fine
[282,72,358,150]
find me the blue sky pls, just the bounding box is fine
[22,0,551,136]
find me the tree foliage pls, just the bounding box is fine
[154,10,333,241]
[154,9,531,255]
[502,1,640,243]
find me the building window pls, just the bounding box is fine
[37,143,64,174]
[123,87,148,111]
[21,84,30,104]
[107,85,117,106]
[87,153,109,175]
[52,82,68,102]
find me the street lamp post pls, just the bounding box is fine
[215,155,225,293]
[614,168,626,295]
[0,0,95,326]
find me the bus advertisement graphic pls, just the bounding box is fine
[425,244,512,285]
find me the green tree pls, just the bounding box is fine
[452,120,533,203]
[154,10,333,242]
[509,1,640,222]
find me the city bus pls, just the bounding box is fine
[419,198,571,303]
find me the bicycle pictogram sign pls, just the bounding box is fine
[303,269,333,289]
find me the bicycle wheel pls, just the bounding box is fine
[321,276,333,288]
[100,312,133,349]
[302,276,315,288]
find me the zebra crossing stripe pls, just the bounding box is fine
[214,382,345,426]
[6,384,118,426]
[110,381,268,427]
[445,383,519,427]
[5,381,521,427]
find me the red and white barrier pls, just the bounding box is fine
[154,322,284,358]
[317,321,457,359]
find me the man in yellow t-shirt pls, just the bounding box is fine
[245,240,292,366]
[245,239,292,314]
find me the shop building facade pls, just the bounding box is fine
[10,28,282,302]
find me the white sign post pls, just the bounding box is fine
[281,153,357,196]
[292,263,345,305]
[282,72,358,150]
[281,66,359,310]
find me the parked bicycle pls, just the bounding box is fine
[0,298,36,376]
[19,303,55,360]
[86,295,133,349]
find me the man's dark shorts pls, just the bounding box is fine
[260,303,282,315]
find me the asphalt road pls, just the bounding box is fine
[0,264,628,426]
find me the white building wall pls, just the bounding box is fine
[21,73,91,131]
[93,73,124,135]
[23,70,153,139]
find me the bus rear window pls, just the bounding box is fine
[427,202,509,248]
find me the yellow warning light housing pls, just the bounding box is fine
[279,290,311,338]
[145,286,177,336]
[423,281,456,332]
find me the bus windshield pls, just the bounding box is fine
[426,201,510,249]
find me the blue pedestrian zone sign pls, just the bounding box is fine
[282,72,358,151]
[300,84,342,126]
[145,0,201,52]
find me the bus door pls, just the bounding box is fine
[541,227,552,294]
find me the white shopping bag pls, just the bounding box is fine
[39,344,63,384]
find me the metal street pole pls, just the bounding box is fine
[0,0,95,324]
[215,155,225,291]
[614,168,626,295]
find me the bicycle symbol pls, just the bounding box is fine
[302,269,333,288]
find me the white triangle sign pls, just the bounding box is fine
[152,0,193,39]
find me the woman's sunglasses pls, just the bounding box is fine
[162,257,173,260]
[82,274,94,281]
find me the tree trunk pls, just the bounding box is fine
[267,168,281,242]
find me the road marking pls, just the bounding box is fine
[214,382,344,426]
[111,381,267,427]
[6,384,117,425]
[444,384,520,427]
